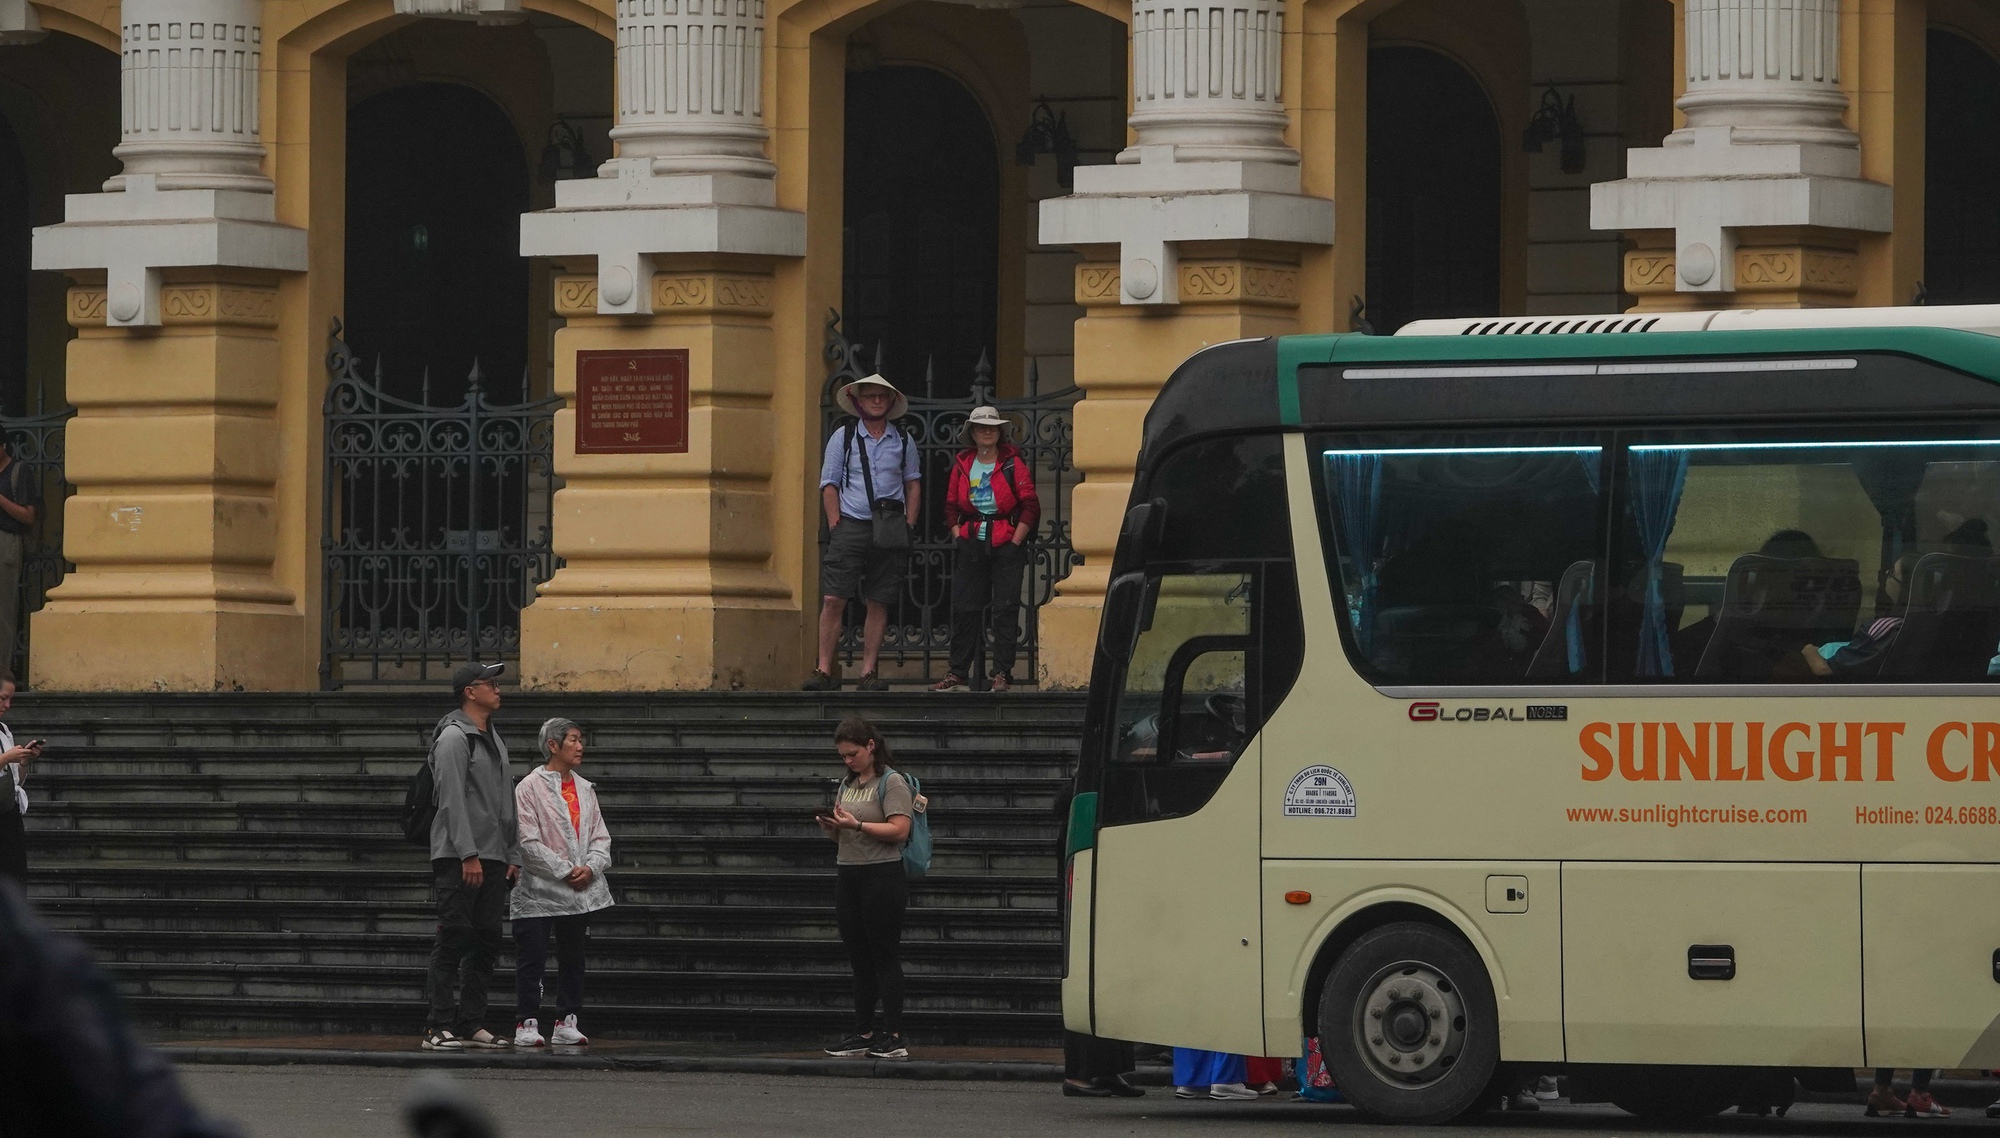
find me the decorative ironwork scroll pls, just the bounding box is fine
[321,321,560,689]
[821,309,1080,684]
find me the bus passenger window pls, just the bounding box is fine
[1308,434,1608,685]
[1609,428,2000,682]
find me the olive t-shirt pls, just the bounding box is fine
[836,771,914,866]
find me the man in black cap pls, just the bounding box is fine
[421,661,521,1050]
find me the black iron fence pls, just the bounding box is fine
[821,310,1080,684]
[3,405,72,683]
[320,322,561,689]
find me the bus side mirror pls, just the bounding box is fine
[1121,499,1168,562]
[1100,572,1149,660]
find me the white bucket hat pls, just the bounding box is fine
[960,405,1013,440]
[836,374,908,420]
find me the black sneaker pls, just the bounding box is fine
[801,670,838,692]
[856,672,889,692]
[825,1031,873,1057]
[866,1033,908,1059]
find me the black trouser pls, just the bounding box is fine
[1877,1068,1934,1091]
[835,861,907,1034]
[425,857,509,1033]
[948,537,1027,678]
[0,805,22,886]
[1064,1031,1136,1081]
[514,913,590,1023]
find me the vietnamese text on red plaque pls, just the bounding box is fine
[574,349,690,455]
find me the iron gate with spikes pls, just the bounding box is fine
[320,321,561,689]
[821,310,1081,685]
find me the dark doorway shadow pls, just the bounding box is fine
[1926,30,2000,304]
[842,65,999,400]
[1365,46,1501,335]
[345,81,531,405]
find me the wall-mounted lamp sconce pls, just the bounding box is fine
[1522,85,1587,175]
[539,118,595,184]
[1016,99,1078,189]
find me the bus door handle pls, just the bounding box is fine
[1688,945,1735,981]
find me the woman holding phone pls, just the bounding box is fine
[0,678,40,885]
[817,715,914,1060]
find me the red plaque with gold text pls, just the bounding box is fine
[574,349,690,455]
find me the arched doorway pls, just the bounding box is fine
[1364,45,1502,334]
[1926,29,2000,304]
[344,82,532,403]
[0,111,25,418]
[842,64,999,400]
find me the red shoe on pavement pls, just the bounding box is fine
[1866,1086,1907,1117]
[1905,1092,1951,1118]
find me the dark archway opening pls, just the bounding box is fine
[1365,45,1501,334]
[842,65,999,400]
[1926,30,2000,304]
[0,111,26,417]
[345,81,531,404]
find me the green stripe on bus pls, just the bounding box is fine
[1276,335,1342,425]
[1066,791,1099,857]
[1278,325,2000,384]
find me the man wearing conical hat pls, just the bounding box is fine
[806,374,921,691]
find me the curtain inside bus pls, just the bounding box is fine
[1628,448,1689,677]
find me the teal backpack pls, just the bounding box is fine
[878,769,933,878]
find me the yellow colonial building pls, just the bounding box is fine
[0,0,1982,691]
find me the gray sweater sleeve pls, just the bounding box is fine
[430,728,478,861]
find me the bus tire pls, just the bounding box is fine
[1316,921,1499,1124]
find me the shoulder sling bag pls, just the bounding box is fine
[849,422,912,552]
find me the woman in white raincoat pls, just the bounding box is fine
[510,716,613,1047]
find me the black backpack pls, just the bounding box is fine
[402,724,476,846]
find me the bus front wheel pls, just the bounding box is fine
[1317,921,1500,1124]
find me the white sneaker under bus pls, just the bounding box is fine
[514,1019,546,1048]
[551,1014,588,1046]
[1208,1083,1260,1101]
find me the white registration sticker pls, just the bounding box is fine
[1284,765,1356,818]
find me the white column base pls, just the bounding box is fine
[1039,151,1332,306]
[1591,128,1891,294]
[519,166,804,315]
[31,177,307,326]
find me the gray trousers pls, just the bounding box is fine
[0,530,24,682]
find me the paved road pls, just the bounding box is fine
[176,1066,2000,1138]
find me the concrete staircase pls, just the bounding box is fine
[12,691,1085,1045]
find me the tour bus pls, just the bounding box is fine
[1064,305,2000,1123]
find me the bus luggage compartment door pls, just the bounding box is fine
[1863,865,2000,1069]
[1561,862,1861,1066]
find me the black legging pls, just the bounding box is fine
[835,861,907,1034]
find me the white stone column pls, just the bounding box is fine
[32,0,304,325]
[1039,0,1329,305]
[519,0,801,311]
[1591,0,1889,295]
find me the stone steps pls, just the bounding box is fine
[11,691,1083,1043]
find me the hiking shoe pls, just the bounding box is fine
[856,671,889,692]
[462,1028,508,1049]
[989,672,1012,692]
[513,1019,545,1048]
[421,1027,464,1051]
[1867,1086,1907,1116]
[930,673,969,692]
[801,669,838,692]
[550,1014,588,1046]
[825,1031,873,1057]
[1906,1092,1951,1118]
[865,1033,908,1059]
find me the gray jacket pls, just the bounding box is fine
[427,709,522,866]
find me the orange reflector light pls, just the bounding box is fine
[1285,891,1312,905]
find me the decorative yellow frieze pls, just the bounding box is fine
[553,272,778,317]
[1622,228,1861,310]
[67,281,280,327]
[1073,259,1302,309]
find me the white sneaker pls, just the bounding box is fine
[1174,1087,1205,1100]
[1209,1083,1260,1101]
[1536,1076,1561,1101]
[514,1019,546,1048]
[550,1014,588,1046]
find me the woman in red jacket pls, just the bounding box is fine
[934,406,1040,692]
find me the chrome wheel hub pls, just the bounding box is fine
[1352,960,1467,1087]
